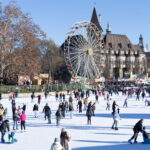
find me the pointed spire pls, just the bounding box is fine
[91,7,103,32]
[106,23,112,34]
[139,34,143,41]
[138,34,144,51]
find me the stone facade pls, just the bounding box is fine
[91,8,147,79]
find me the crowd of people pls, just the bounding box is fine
[0,83,150,148]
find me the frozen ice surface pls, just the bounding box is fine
[0,92,150,150]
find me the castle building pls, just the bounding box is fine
[91,7,147,79]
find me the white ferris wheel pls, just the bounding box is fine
[64,21,104,83]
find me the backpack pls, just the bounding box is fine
[0,108,3,116]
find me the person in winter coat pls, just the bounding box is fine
[142,91,145,100]
[0,92,2,101]
[11,100,16,115]
[86,107,92,125]
[51,137,64,150]
[59,93,62,102]
[60,128,71,150]
[128,119,144,144]
[8,131,16,144]
[13,110,20,130]
[3,108,8,119]
[0,106,4,123]
[31,92,35,102]
[44,91,48,99]
[112,101,118,115]
[37,95,41,104]
[43,103,51,123]
[33,104,39,118]
[55,92,59,102]
[55,108,61,126]
[68,102,74,119]
[111,111,120,130]
[0,103,4,110]
[123,98,128,107]
[17,106,22,116]
[20,111,26,131]
[91,103,96,116]
[77,100,82,113]
[60,103,66,118]
[0,120,10,143]
[65,102,69,113]
[22,104,26,112]
[142,126,150,140]
[83,98,88,111]
[95,94,99,103]
[62,93,65,102]
[106,100,110,110]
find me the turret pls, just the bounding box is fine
[106,23,112,34]
[91,7,103,33]
[138,34,144,51]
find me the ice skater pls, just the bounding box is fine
[123,97,128,107]
[128,119,144,144]
[111,111,120,130]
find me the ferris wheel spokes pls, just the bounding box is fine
[64,21,104,83]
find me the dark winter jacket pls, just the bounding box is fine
[95,95,98,100]
[31,94,35,99]
[60,104,66,112]
[86,108,92,117]
[43,105,51,116]
[69,96,73,103]
[33,104,39,111]
[62,94,65,100]
[143,130,149,139]
[60,130,70,150]
[69,103,74,111]
[37,95,41,100]
[55,110,61,120]
[78,101,82,108]
[22,105,26,111]
[133,120,143,132]
[0,120,10,133]
[55,93,58,98]
[13,113,20,121]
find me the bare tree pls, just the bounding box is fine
[0,1,45,84]
[40,40,64,86]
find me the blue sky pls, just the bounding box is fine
[2,0,150,48]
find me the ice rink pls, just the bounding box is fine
[0,91,150,150]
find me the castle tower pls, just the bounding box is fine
[106,23,112,34]
[138,34,144,51]
[91,7,103,33]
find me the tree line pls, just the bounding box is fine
[0,1,71,85]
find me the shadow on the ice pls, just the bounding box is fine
[63,124,133,130]
[74,139,127,144]
[25,122,56,127]
[72,142,149,150]
[94,113,150,119]
[63,125,109,130]
[94,132,131,135]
